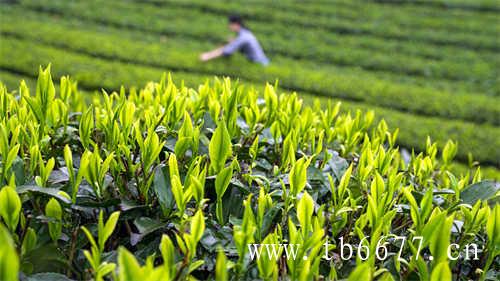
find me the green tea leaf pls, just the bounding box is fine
[297,191,314,234]
[289,157,311,197]
[191,209,205,244]
[0,225,19,281]
[460,180,499,206]
[430,262,451,281]
[45,198,62,242]
[348,263,372,281]
[215,165,233,201]
[0,185,21,231]
[215,248,227,281]
[118,247,143,281]
[209,121,232,173]
[101,211,120,249]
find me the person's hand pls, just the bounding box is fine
[200,52,211,62]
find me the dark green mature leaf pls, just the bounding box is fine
[153,165,174,216]
[22,244,67,274]
[131,217,165,246]
[460,180,499,205]
[260,203,282,236]
[134,217,165,235]
[326,151,348,180]
[11,156,26,185]
[17,185,71,204]
[26,272,75,281]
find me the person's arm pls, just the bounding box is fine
[200,47,224,62]
[200,36,244,62]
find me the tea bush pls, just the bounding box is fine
[0,67,498,280]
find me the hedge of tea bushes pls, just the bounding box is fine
[363,0,500,12]
[13,0,500,93]
[0,67,499,280]
[268,0,500,21]
[2,33,499,128]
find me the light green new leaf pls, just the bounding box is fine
[426,213,453,263]
[79,106,94,150]
[0,225,19,281]
[289,157,311,197]
[168,154,180,182]
[190,209,205,244]
[338,164,353,201]
[209,121,232,173]
[160,235,176,279]
[21,227,37,255]
[430,262,451,281]
[101,211,120,250]
[215,248,227,281]
[297,191,314,234]
[45,198,62,242]
[486,205,500,251]
[215,165,233,200]
[347,263,372,281]
[118,247,143,281]
[0,185,21,231]
[171,175,185,214]
[4,144,20,178]
[174,137,191,157]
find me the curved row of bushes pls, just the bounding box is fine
[367,0,500,12]
[263,0,500,21]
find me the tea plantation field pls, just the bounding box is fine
[1,0,499,179]
[0,1,500,280]
[1,0,499,178]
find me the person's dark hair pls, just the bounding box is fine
[228,14,244,27]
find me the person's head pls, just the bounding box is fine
[228,14,244,32]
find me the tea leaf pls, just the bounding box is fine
[0,225,19,281]
[209,121,232,173]
[0,185,21,231]
[45,198,62,242]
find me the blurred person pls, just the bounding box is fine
[200,14,269,65]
